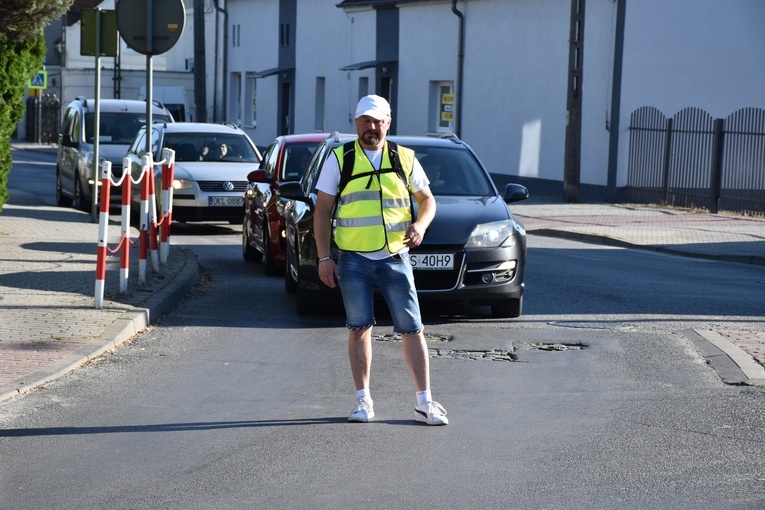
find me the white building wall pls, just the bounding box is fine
[228,0,281,146]
[397,2,459,135]
[622,0,765,119]
[293,0,361,135]
[458,0,569,182]
[616,0,765,187]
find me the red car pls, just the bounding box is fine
[242,133,327,274]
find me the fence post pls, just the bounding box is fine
[94,161,112,309]
[661,117,674,204]
[709,118,725,214]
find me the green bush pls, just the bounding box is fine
[0,32,46,211]
[0,0,71,212]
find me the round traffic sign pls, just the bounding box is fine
[116,0,186,56]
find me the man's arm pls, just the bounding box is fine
[314,190,339,288]
[405,186,436,248]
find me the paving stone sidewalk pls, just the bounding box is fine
[0,202,198,401]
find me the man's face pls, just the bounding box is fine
[355,115,390,150]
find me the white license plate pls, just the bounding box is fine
[209,196,243,207]
[409,253,454,270]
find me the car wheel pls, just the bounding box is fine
[262,220,280,276]
[491,297,523,318]
[72,172,90,212]
[56,170,72,207]
[242,215,261,262]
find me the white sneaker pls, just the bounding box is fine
[414,401,449,425]
[348,397,374,423]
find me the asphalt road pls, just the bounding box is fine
[1,211,764,508]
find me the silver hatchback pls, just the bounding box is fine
[125,122,262,223]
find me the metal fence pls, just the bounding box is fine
[626,106,765,217]
[25,94,61,144]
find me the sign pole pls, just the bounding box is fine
[92,8,102,223]
[145,0,153,155]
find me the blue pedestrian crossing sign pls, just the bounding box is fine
[28,70,47,89]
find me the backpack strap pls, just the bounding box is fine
[337,141,358,196]
[386,141,407,184]
[337,140,407,196]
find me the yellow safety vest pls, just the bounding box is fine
[333,140,415,253]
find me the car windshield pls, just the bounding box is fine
[86,112,173,145]
[162,133,261,163]
[409,145,494,196]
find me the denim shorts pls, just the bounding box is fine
[337,250,423,335]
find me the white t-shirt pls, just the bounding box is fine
[316,144,430,259]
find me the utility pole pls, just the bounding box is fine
[563,0,585,202]
[194,0,207,122]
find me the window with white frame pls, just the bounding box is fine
[430,81,454,133]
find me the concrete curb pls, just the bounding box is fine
[679,331,765,387]
[531,228,765,267]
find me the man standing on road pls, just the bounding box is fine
[313,95,448,426]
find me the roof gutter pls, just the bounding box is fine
[451,0,464,137]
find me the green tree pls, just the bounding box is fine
[0,0,72,212]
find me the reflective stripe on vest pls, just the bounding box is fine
[333,140,415,253]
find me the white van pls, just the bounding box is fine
[139,85,191,122]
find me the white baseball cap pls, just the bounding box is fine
[355,95,391,120]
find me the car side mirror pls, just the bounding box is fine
[60,133,77,148]
[276,181,310,204]
[503,183,529,204]
[247,169,268,182]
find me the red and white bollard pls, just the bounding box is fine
[94,161,112,309]
[138,154,152,286]
[119,156,132,293]
[159,148,175,264]
[148,166,160,273]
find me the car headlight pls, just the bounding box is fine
[466,221,516,248]
[172,178,193,190]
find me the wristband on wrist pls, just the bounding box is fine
[318,256,332,263]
